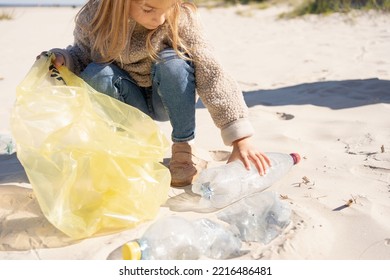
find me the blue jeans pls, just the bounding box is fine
[80,49,196,143]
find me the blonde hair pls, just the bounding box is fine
[77,0,196,63]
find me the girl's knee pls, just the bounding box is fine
[80,63,115,83]
[80,63,126,100]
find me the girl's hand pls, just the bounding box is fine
[36,51,65,68]
[227,136,271,175]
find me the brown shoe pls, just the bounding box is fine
[169,142,208,187]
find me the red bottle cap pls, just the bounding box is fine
[290,153,301,165]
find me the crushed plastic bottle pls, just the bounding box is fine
[122,216,241,260]
[122,216,199,260]
[193,218,242,260]
[192,152,300,209]
[217,191,291,244]
[0,134,16,155]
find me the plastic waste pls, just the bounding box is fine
[217,191,291,244]
[192,152,300,209]
[0,134,16,155]
[193,218,242,260]
[10,52,171,239]
[122,216,241,260]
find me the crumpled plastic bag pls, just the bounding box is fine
[10,53,171,239]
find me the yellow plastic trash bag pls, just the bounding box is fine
[11,53,171,239]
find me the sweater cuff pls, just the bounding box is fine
[221,118,254,146]
[50,48,75,72]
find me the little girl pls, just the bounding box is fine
[41,0,270,187]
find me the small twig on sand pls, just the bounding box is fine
[279,194,289,200]
[293,176,315,188]
[332,195,358,211]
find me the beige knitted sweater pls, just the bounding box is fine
[54,1,254,146]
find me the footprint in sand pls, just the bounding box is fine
[360,238,390,259]
[343,134,389,177]
[350,152,390,186]
[342,133,385,156]
[276,112,295,120]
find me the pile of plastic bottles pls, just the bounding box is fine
[122,152,300,260]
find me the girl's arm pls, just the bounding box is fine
[179,6,270,174]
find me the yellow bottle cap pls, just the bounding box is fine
[122,241,142,260]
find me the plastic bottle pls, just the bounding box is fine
[193,218,242,260]
[0,134,16,155]
[192,152,300,209]
[217,191,291,244]
[122,216,241,260]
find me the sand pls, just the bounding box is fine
[0,4,389,261]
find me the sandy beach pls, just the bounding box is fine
[0,4,389,261]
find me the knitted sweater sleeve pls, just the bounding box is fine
[178,6,254,146]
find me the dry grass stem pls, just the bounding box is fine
[280,194,289,200]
